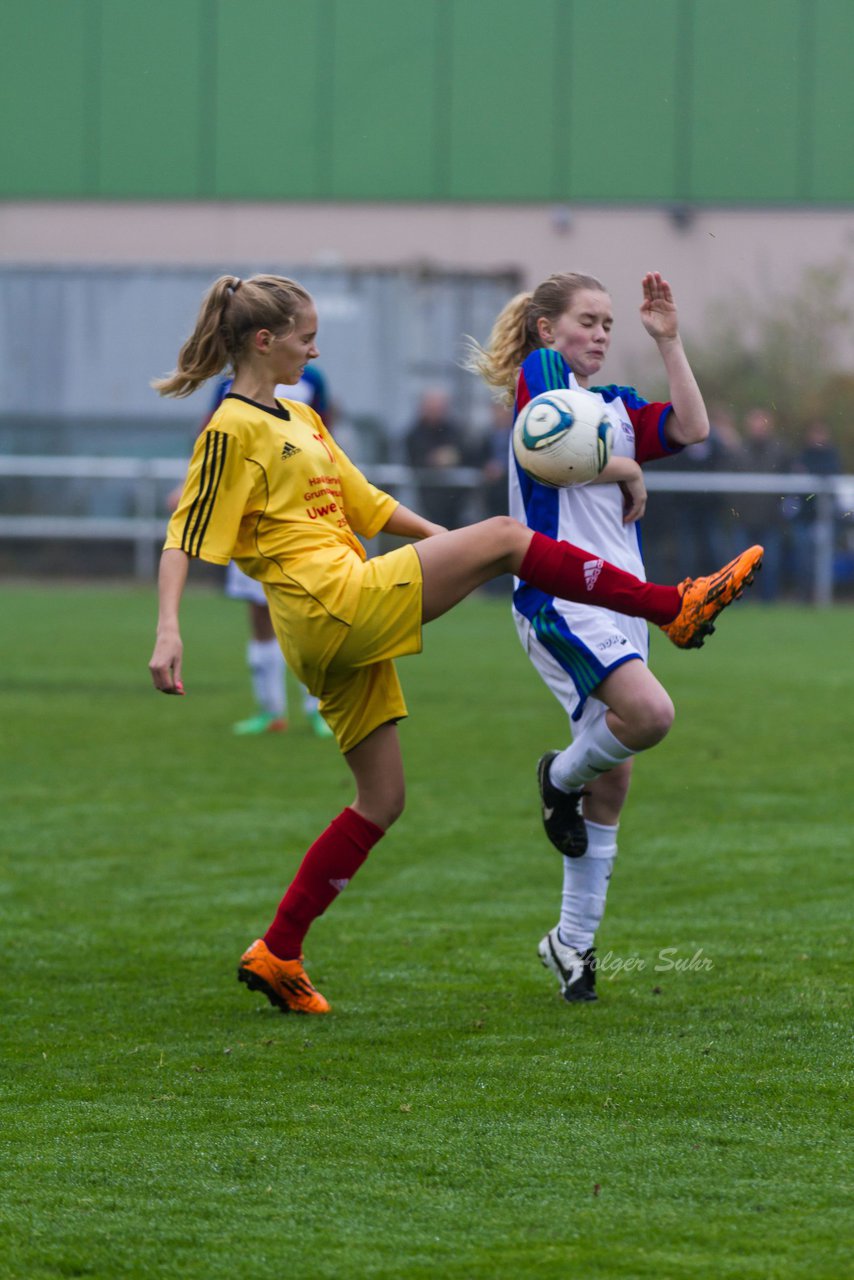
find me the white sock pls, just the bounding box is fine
[247,639,287,718]
[551,717,635,791]
[558,820,618,953]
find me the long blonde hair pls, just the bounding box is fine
[153,274,314,398]
[465,272,606,405]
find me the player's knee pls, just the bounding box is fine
[627,689,674,747]
[480,515,520,542]
[481,515,528,567]
[384,788,406,829]
[362,784,406,831]
[643,691,675,745]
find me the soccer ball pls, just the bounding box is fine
[513,388,614,488]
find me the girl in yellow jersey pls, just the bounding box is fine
[148,275,761,1015]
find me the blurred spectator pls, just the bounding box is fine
[404,388,468,529]
[478,400,514,595]
[792,418,842,481]
[789,419,842,601]
[666,404,744,578]
[732,407,790,601]
[480,400,514,519]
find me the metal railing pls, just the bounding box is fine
[0,456,850,603]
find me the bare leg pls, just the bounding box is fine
[415,516,532,622]
[545,664,675,978]
[543,661,674,850]
[595,662,675,752]
[578,663,673,825]
[415,520,763,648]
[550,663,674,805]
[414,516,684,628]
[584,760,633,827]
[344,722,406,832]
[252,724,402,979]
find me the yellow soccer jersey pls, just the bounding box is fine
[164,393,398,624]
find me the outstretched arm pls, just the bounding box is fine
[149,548,189,694]
[382,503,447,540]
[640,272,709,447]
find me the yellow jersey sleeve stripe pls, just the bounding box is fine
[180,430,229,556]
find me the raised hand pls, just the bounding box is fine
[639,271,679,343]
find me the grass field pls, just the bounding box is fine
[1,583,850,1280]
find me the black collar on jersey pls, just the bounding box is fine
[224,392,291,421]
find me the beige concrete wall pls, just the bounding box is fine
[3,201,854,372]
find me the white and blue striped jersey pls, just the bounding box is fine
[510,347,680,719]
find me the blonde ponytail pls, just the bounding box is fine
[465,272,607,406]
[463,292,534,406]
[153,273,313,398]
[152,276,240,398]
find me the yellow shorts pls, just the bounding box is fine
[320,543,423,753]
[266,543,423,754]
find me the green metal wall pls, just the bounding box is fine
[3,0,852,203]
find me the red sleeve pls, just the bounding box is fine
[594,385,680,464]
[625,400,679,465]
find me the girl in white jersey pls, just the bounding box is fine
[470,271,736,1004]
[148,273,760,1016]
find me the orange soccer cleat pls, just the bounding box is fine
[661,545,763,649]
[237,938,331,1015]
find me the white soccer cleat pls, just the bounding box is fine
[538,926,597,1003]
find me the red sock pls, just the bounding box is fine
[263,807,384,960]
[519,531,681,625]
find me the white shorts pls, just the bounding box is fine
[224,560,268,606]
[513,600,648,735]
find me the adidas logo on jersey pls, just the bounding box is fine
[583,558,604,591]
[281,441,301,460]
[329,878,350,893]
